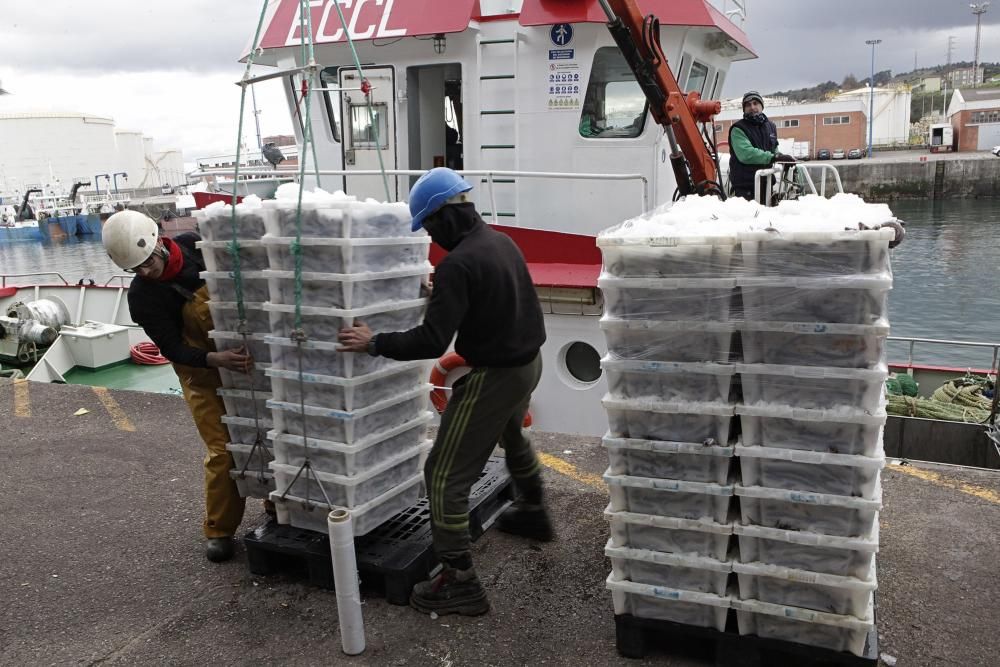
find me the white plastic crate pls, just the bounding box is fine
[602,358,735,403]
[227,441,273,472]
[603,396,735,444]
[217,388,271,422]
[268,384,430,445]
[270,441,430,509]
[263,198,413,239]
[739,274,891,326]
[270,472,423,536]
[266,335,401,378]
[270,412,433,476]
[737,402,886,457]
[262,235,430,274]
[267,360,427,412]
[737,362,888,412]
[221,415,274,447]
[218,362,272,392]
[605,506,734,560]
[736,483,882,538]
[201,270,270,303]
[601,317,736,363]
[198,239,270,273]
[741,321,888,370]
[605,471,733,523]
[733,596,874,656]
[195,200,271,241]
[597,233,738,278]
[738,228,894,277]
[736,443,885,498]
[599,275,737,322]
[734,520,879,579]
[607,575,730,631]
[606,541,732,595]
[230,468,275,498]
[265,266,429,310]
[603,434,733,484]
[734,560,876,617]
[208,331,273,365]
[265,298,427,343]
[207,301,270,334]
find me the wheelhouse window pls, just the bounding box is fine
[687,61,710,96]
[320,67,342,142]
[579,47,649,139]
[349,103,389,149]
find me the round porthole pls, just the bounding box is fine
[560,341,602,385]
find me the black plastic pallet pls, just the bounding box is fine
[615,611,878,666]
[244,456,514,604]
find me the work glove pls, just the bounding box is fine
[773,152,797,164]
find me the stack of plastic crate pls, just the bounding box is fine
[260,191,436,536]
[597,230,740,632]
[731,226,894,656]
[195,198,277,499]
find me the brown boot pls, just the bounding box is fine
[410,564,490,616]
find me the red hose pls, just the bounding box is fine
[131,342,169,365]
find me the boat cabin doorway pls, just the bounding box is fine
[406,64,463,190]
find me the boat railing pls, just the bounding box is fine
[889,335,999,374]
[754,163,845,205]
[190,167,650,224]
[103,275,134,287]
[1,272,71,287]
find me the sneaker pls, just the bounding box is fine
[410,566,490,616]
[497,503,555,542]
[205,537,236,563]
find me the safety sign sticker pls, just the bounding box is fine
[546,61,581,110]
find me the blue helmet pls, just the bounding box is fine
[408,167,472,232]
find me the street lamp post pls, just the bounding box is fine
[865,39,881,158]
[971,3,990,89]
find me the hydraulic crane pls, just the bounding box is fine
[597,0,725,198]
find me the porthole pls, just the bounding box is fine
[560,341,602,385]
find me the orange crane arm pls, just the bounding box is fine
[598,0,723,197]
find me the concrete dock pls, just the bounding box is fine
[2,379,998,666]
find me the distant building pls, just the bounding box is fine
[716,100,867,159]
[947,67,985,88]
[914,76,941,93]
[947,88,1000,151]
[833,86,912,145]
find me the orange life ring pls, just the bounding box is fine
[429,352,533,427]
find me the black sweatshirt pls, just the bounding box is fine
[127,233,210,368]
[374,204,546,367]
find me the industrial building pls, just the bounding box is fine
[0,112,184,197]
[948,87,1000,152]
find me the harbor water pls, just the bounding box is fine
[1,198,998,369]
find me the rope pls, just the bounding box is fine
[130,342,168,365]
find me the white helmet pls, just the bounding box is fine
[102,210,159,270]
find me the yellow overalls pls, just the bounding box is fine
[174,285,245,538]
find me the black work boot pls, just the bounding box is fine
[410,557,490,616]
[205,537,235,563]
[497,476,555,542]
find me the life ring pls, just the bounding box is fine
[429,352,532,427]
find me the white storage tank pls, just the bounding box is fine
[0,112,117,187]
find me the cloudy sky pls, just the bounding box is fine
[1,0,997,164]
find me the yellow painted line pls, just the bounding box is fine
[889,463,1000,505]
[91,387,136,432]
[537,452,606,490]
[13,379,30,417]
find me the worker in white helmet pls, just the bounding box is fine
[102,210,252,562]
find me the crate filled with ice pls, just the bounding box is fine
[741,321,888,370]
[198,239,270,272]
[263,235,431,275]
[603,358,735,403]
[737,401,886,457]
[736,443,885,498]
[217,388,271,422]
[195,196,271,242]
[267,360,427,412]
[209,331,273,365]
[266,335,396,378]
[737,362,888,412]
[605,506,734,561]
[227,441,274,473]
[607,576,731,631]
[206,301,270,335]
[605,472,734,523]
[606,542,732,596]
[735,484,882,538]
[600,275,736,322]
[597,234,738,279]
[734,559,876,617]
[739,274,891,326]
[603,396,734,444]
[221,415,273,447]
[265,265,429,310]
[202,271,270,304]
[265,298,427,344]
[732,597,874,656]
[739,227,894,277]
[270,412,432,477]
[603,435,733,485]
[601,318,736,363]
[734,521,879,579]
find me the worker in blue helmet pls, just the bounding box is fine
[339,167,551,617]
[728,91,796,202]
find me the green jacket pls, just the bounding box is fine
[730,127,776,165]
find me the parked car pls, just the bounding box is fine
[832,149,846,160]
[992,145,1000,157]
[817,148,831,160]
[848,148,863,159]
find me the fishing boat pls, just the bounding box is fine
[3,0,997,468]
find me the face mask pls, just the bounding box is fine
[743,111,767,125]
